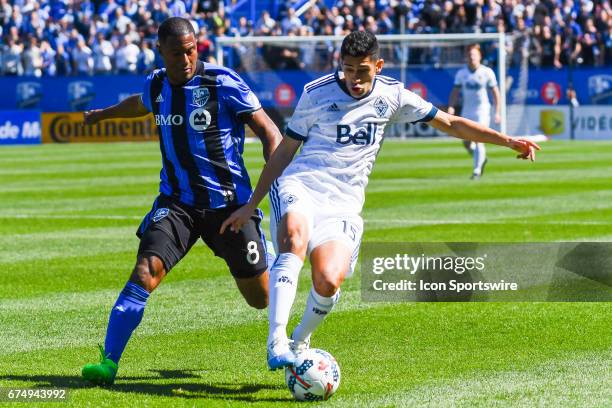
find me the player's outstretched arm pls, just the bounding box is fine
[244,109,283,162]
[220,136,301,233]
[428,110,541,161]
[83,94,149,125]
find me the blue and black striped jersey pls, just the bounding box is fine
[141,60,261,209]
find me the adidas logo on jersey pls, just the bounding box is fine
[327,103,340,112]
[155,93,164,103]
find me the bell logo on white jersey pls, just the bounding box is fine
[336,123,378,146]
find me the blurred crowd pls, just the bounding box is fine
[0,0,610,76]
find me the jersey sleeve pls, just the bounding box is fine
[140,71,155,112]
[393,88,438,124]
[285,89,314,141]
[486,68,498,88]
[221,71,262,118]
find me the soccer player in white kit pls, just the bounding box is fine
[220,31,539,370]
[448,44,501,179]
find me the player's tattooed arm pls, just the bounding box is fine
[244,109,282,162]
[428,109,541,161]
[83,94,149,125]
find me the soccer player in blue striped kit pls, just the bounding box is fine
[81,17,282,385]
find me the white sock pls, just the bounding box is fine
[292,287,341,343]
[473,142,486,175]
[265,240,277,270]
[268,252,303,344]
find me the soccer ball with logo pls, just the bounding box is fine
[285,348,341,401]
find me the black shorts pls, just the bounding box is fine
[136,194,268,279]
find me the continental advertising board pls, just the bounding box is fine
[41,113,158,143]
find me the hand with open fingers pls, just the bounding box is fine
[220,204,254,234]
[508,138,541,161]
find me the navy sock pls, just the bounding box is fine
[104,281,150,364]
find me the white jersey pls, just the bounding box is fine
[454,65,497,122]
[279,72,437,215]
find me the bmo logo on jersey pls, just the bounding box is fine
[336,123,378,145]
[189,108,212,131]
[155,114,184,126]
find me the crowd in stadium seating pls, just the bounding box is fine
[0,0,610,76]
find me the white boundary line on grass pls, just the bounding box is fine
[364,219,612,225]
[5,214,142,220]
[2,214,610,226]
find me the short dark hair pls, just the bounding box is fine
[340,30,379,60]
[158,17,196,43]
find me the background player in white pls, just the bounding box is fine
[448,44,501,179]
[221,31,539,369]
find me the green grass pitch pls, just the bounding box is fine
[0,139,610,407]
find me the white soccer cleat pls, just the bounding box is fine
[290,331,311,354]
[267,337,296,371]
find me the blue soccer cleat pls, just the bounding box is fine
[267,337,296,371]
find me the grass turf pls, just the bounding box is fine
[0,139,610,407]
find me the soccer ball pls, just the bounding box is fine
[285,348,341,401]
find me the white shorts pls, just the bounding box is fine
[268,179,363,277]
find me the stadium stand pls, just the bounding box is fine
[0,0,610,76]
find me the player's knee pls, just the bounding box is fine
[312,271,344,298]
[130,257,165,292]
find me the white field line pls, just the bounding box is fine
[1,214,610,226]
[364,219,612,226]
[4,214,142,220]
